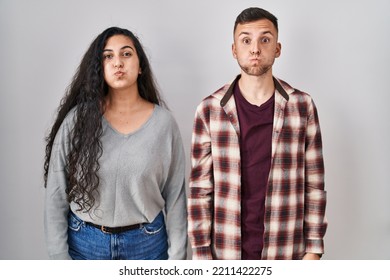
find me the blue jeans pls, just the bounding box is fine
[67,211,168,260]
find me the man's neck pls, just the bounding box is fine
[238,72,275,106]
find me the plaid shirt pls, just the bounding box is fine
[188,75,327,260]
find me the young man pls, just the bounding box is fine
[188,7,327,260]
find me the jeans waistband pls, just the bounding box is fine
[86,221,142,234]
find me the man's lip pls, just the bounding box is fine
[250,57,260,61]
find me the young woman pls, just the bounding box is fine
[44,27,187,260]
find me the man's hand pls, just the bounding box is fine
[302,253,321,260]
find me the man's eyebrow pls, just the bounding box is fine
[238,30,274,36]
[262,31,274,36]
[103,45,134,52]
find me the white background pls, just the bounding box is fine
[1,0,389,259]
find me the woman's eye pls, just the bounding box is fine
[103,54,113,60]
[123,52,132,57]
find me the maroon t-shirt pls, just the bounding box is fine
[233,82,274,260]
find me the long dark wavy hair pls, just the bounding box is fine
[44,27,164,212]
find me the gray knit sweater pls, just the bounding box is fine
[44,105,187,259]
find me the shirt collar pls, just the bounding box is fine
[220,75,289,107]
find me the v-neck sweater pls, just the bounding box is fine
[45,105,187,259]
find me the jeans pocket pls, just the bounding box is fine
[68,211,83,232]
[142,212,165,235]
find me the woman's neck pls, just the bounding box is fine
[105,88,143,113]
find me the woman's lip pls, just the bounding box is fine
[114,71,124,76]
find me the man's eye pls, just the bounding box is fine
[243,38,251,44]
[261,38,270,43]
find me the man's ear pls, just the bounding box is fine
[232,43,237,59]
[275,42,282,58]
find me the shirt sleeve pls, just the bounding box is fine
[44,116,72,260]
[162,117,188,260]
[188,103,214,260]
[304,99,328,255]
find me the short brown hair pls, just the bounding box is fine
[234,7,278,34]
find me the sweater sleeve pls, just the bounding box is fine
[304,100,328,255]
[161,117,188,260]
[44,115,72,260]
[187,103,214,260]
